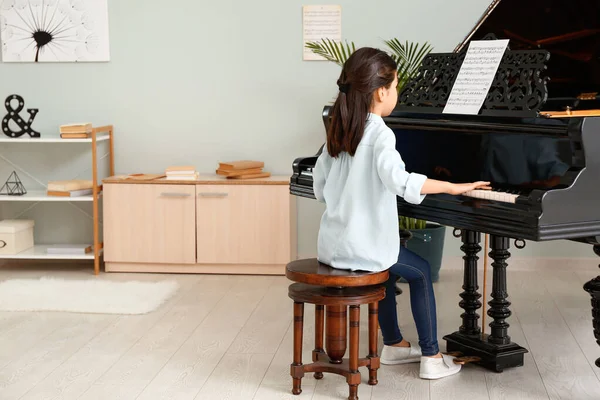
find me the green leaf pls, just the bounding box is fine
[398,216,428,231]
[383,39,433,92]
[304,38,356,66]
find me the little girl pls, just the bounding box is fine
[312,47,490,380]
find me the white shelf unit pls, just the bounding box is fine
[0,133,110,143]
[0,126,114,274]
[0,245,98,260]
[0,190,100,202]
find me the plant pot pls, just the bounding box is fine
[401,223,446,282]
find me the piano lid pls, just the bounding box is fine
[455,0,600,100]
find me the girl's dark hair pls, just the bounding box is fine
[326,47,397,157]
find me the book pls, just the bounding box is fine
[110,174,165,181]
[47,188,93,197]
[166,171,197,176]
[59,123,92,134]
[165,172,199,180]
[218,160,264,171]
[216,167,263,177]
[226,172,271,180]
[126,174,165,181]
[46,244,93,254]
[47,180,93,192]
[60,132,91,139]
[165,166,195,172]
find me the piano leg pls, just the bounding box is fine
[458,230,482,335]
[444,234,528,372]
[583,245,600,368]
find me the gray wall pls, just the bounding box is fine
[0,0,591,259]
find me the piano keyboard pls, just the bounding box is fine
[462,189,520,203]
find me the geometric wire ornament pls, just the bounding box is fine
[0,171,27,196]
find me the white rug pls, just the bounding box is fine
[0,277,179,314]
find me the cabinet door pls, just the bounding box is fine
[104,184,196,264]
[196,185,292,264]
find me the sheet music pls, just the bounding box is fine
[442,39,509,115]
[302,5,342,61]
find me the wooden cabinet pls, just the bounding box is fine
[103,183,197,264]
[196,185,293,265]
[102,175,296,275]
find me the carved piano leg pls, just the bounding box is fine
[444,234,528,372]
[583,245,600,368]
[443,230,483,359]
[487,236,513,345]
[459,230,482,335]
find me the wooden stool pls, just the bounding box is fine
[286,258,389,400]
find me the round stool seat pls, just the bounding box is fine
[289,283,385,306]
[286,258,389,287]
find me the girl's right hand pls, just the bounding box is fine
[448,182,492,195]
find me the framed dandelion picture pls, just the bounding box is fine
[0,0,109,62]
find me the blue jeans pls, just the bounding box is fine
[378,247,439,356]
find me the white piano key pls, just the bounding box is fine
[462,189,519,203]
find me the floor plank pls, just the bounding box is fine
[194,353,273,400]
[0,313,114,400]
[136,276,275,400]
[19,274,204,400]
[0,259,593,400]
[227,277,293,354]
[79,275,233,400]
[510,268,600,400]
[542,266,600,380]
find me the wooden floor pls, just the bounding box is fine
[0,257,598,400]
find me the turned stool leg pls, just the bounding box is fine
[291,301,304,395]
[326,305,347,363]
[367,302,380,385]
[313,305,325,379]
[348,305,361,400]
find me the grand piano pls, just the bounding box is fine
[290,0,600,372]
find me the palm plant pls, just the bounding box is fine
[399,216,427,230]
[306,38,434,231]
[383,39,433,91]
[305,38,356,67]
[305,38,433,93]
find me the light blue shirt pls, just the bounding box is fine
[313,113,428,272]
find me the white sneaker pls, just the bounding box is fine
[380,343,422,365]
[419,354,461,379]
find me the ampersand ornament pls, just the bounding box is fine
[2,95,40,138]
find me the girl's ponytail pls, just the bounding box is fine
[326,48,397,158]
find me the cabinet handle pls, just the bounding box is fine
[160,192,191,197]
[198,192,228,198]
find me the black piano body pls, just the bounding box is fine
[290,0,600,372]
[293,107,600,242]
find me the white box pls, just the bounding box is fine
[0,219,34,255]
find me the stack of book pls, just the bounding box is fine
[216,160,270,179]
[59,123,92,139]
[47,179,94,197]
[165,166,199,181]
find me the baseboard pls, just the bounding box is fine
[105,262,286,275]
[440,256,598,271]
